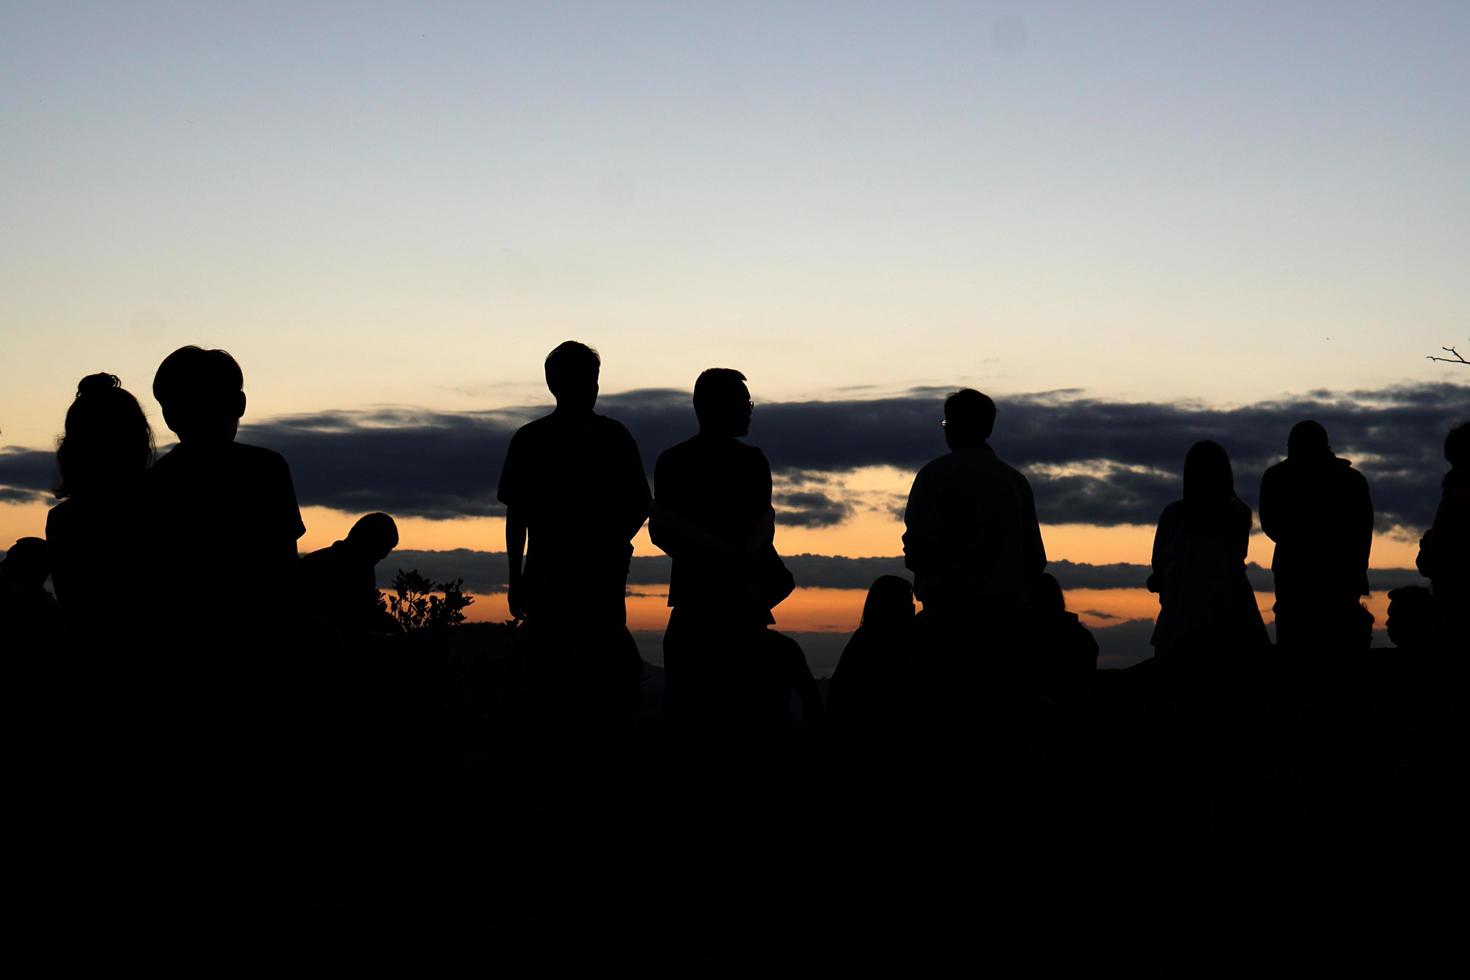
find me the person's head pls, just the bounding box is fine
[152,346,245,444]
[1446,422,1470,469]
[861,575,915,630]
[942,389,996,450]
[1286,420,1331,459]
[55,373,154,499]
[0,537,49,588]
[1032,573,1067,617]
[1386,585,1436,650]
[693,368,752,438]
[345,512,399,563]
[544,341,600,414]
[1182,440,1235,504]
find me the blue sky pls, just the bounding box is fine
[4,2,1469,571]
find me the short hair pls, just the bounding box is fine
[1447,422,1470,467]
[1287,420,1330,456]
[152,346,244,415]
[943,389,996,439]
[1,537,50,585]
[347,512,399,553]
[544,341,600,394]
[693,368,748,423]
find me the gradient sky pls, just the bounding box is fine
[4,2,1468,636]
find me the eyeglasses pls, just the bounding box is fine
[940,418,947,428]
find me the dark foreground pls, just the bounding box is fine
[2,631,1466,972]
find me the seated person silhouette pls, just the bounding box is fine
[650,368,783,723]
[1386,585,1437,653]
[751,629,824,727]
[902,389,1047,670]
[45,374,154,648]
[300,512,401,638]
[1417,422,1470,647]
[1147,440,1269,658]
[496,341,651,703]
[0,537,59,716]
[827,575,915,731]
[1030,573,1098,691]
[148,346,306,639]
[1259,421,1374,650]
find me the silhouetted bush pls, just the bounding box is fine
[377,568,473,632]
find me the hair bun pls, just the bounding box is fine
[76,373,121,397]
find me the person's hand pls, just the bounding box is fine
[508,583,529,621]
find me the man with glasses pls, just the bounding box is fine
[902,388,1047,627]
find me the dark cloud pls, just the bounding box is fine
[775,490,852,528]
[3,382,1466,532]
[0,450,55,504]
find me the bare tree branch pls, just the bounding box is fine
[1427,346,1470,365]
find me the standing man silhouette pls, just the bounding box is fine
[1258,420,1374,649]
[902,389,1047,624]
[497,342,651,702]
[650,368,779,722]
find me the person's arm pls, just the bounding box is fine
[1257,466,1283,543]
[1354,473,1374,585]
[1147,505,1175,594]
[1021,474,1047,575]
[649,450,735,559]
[505,508,528,620]
[902,468,936,573]
[620,427,653,543]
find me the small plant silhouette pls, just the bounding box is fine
[378,568,473,633]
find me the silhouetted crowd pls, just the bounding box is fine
[4,341,1469,959]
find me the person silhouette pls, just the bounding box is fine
[300,512,401,638]
[1030,572,1098,690]
[1386,585,1437,653]
[0,537,59,718]
[826,575,915,731]
[496,342,651,709]
[1259,421,1374,650]
[1147,440,1269,658]
[45,374,154,648]
[147,346,306,637]
[1417,422,1470,646]
[144,346,309,918]
[650,368,781,722]
[902,389,1047,660]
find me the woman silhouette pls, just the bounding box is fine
[1147,440,1269,657]
[46,373,155,648]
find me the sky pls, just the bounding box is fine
[4,2,1469,650]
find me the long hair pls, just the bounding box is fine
[55,373,154,499]
[1180,440,1242,531]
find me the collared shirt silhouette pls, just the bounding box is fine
[902,389,1046,612]
[497,341,650,626]
[650,370,775,625]
[1258,420,1373,645]
[146,347,305,631]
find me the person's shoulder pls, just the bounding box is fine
[735,439,770,468]
[230,442,289,467]
[657,435,700,465]
[915,451,957,479]
[45,499,78,536]
[1158,499,1185,521]
[592,412,634,436]
[1261,457,1289,480]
